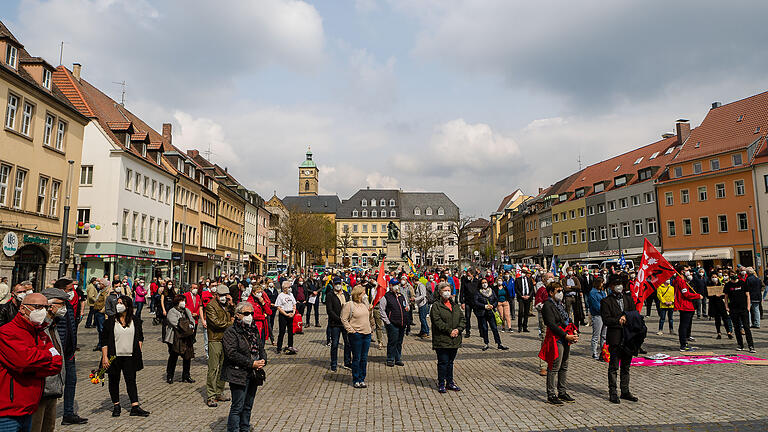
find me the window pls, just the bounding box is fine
[43,114,54,146]
[165,185,171,204]
[12,169,26,209]
[561,212,566,221]
[563,232,568,245]
[361,209,368,217]
[578,208,584,217]
[352,224,358,233]
[389,199,395,206]
[681,189,689,204]
[608,200,616,211]
[122,210,129,238]
[621,222,630,238]
[700,217,710,234]
[361,199,367,207]
[371,209,377,217]
[48,181,59,216]
[362,224,368,233]
[132,212,138,240]
[140,214,147,241]
[587,206,595,216]
[380,199,385,206]
[638,168,653,181]
[381,223,387,232]
[36,177,48,213]
[683,219,692,235]
[650,151,659,160]
[438,207,445,216]
[20,102,33,136]
[76,208,90,235]
[713,183,726,199]
[634,157,643,165]
[371,224,377,233]
[414,208,420,216]
[610,224,618,239]
[0,164,10,206]
[693,162,702,174]
[143,176,149,197]
[6,44,17,68]
[644,192,654,203]
[55,120,66,150]
[559,193,567,202]
[698,186,707,201]
[569,210,575,219]
[732,153,743,166]
[580,229,586,243]
[125,169,132,190]
[735,179,745,196]
[571,231,577,244]
[5,93,18,129]
[718,215,728,232]
[710,159,720,171]
[390,209,396,217]
[42,69,51,90]
[426,207,433,216]
[80,166,93,185]
[593,182,605,193]
[738,213,748,231]
[589,228,597,241]
[597,203,605,213]
[134,173,141,194]
[599,226,607,240]
[667,221,676,237]
[632,195,641,206]
[673,166,683,178]
[619,198,628,209]
[614,176,627,187]
[634,220,643,236]
[647,218,657,234]
[553,213,558,222]
[151,180,157,199]
[575,188,585,198]
[555,234,560,246]
[164,221,169,245]
[148,217,155,243]
[370,199,376,207]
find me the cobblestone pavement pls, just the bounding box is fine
[56,307,768,431]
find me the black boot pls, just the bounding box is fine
[112,404,121,417]
[130,405,150,417]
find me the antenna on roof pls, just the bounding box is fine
[58,41,65,66]
[203,141,215,162]
[577,149,582,170]
[112,81,126,106]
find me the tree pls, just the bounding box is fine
[276,208,337,270]
[402,222,449,266]
[336,225,354,267]
[450,212,474,261]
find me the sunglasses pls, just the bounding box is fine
[240,311,253,316]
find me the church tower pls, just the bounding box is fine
[298,147,319,196]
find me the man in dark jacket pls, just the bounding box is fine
[0,281,33,327]
[515,271,535,332]
[459,270,479,338]
[691,269,708,319]
[326,277,351,371]
[304,274,321,328]
[601,273,638,404]
[53,278,88,425]
[745,267,762,328]
[378,279,407,367]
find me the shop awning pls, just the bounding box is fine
[250,254,265,263]
[694,247,733,260]
[662,250,695,261]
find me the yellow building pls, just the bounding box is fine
[552,195,588,259]
[0,22,89,289]
[298,148,318,196]
[335,189,400,268]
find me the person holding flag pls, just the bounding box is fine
[673,264,701,352]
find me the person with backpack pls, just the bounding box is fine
[414,278,431,338]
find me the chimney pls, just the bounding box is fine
[162,123,172,145]
[72,63,81,81]
[224,167,228,173]
[675,119,691,145]
[187,149,199,158]
[538,187,544,194]
[712,102,722,109]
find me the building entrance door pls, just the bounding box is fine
[12,245,47,291]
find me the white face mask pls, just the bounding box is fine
[241,315,253,326]
[441,290,451,299]
[191,289,198,295]
[392,286,399,293]
[219,296,227,304]
[178,301,186,309]
[255,292,263,299]
[334,285,342,291]
[553,292,564,302]
[66,291,75,301]
[116,303,126,314]
[567,271,573,276]
[613,285,623,294]
[28,307,47,325]
[15,292,27,302]
[54,305,67,318]
[547,278,555,284]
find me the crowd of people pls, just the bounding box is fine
[0,259,765,431]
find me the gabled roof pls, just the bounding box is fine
[495,189,524,213]
[0,21,22,46]
[282,195,341,214]
[673,91,768,164]
[467,218,490,229]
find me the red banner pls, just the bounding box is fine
[373,258,387,307]
[630,238,676,312]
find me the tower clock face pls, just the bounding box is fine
[303,170,312,176]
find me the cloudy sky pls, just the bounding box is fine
[6,0,768,216]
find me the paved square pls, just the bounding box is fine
[59,309,768,431]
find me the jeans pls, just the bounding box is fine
[436,347,458,386]
[477,311,502,345]
[590,314,606,358]
[94,311,106,348]
[227,379,258,432]
[85,306,95,327]
[731,310,754,349]
[608,345,631,397]
[418,304,430,335]
[546,340,569,398]
[348,332,371,383]
[0,415,31,432]
[658,308,674,332]
[63,357,77,417]
[750,302,761,328]
[678,310,694,349]
[135,301,144,319]
[385,324,405,363]
[329,326,351,369]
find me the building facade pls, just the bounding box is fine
[336,189,399,267]
[399,192,460,266]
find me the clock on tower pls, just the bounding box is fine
[298,147,319,196]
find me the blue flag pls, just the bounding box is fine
[618,251,626,269]
[550,256,557,274]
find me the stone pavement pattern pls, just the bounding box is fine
[56,309,768,431]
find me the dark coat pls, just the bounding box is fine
[459,277,479,306]
[430,299,466,350]
[601,292,635,347]
[541,299,569,341]
[325,290,351,328]
[55,303,77,360]
[0,301,19,327]
[514,277,536,299]
[102,316,144,371]
[473,290,499,317]
[220,323,267,387]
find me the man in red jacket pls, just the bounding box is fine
[0,293,63,431]
[673,264,701,351]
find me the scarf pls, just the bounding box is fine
[549,298,570,324]
[234,318,262,358]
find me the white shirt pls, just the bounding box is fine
[275,292,296,313]
[113,321,135,357]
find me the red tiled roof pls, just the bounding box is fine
[52,66,96,117]
[131,132,149,142]
[495,189,523,212]
[106,121,132,131]
[673,91,768,164]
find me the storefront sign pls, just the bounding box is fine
[207,253,222,261]
[599,250,620,256]
[23,235,50,245]
[3,231,18,257]
[139,248,156,256]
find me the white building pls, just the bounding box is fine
[399,192,460,266]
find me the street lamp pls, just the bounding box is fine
[58,160,74,278]
[180,204,187,285]
[749,205,758,275]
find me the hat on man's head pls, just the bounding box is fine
[53,277,74,289]
[216,285,230,295]
[332,277,342,285]
[41,288,68,302]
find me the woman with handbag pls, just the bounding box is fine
[164,294,196,384]
[134,278,147,319]
[473,280,509,351]
[222,301,267,432]
[101,296,150,417]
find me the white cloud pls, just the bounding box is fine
[428,118,520,170]
[342,48,398,111]
[365,172,399,189]
[523,117,566,133]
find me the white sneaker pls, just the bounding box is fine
[656,331,663,336]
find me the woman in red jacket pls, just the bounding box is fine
[246,285,272,341]
[673,265,701,352]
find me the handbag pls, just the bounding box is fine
[487,299,503,326]
[176,313,195,338]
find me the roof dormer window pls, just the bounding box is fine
[352,210,359,217]
[370,199,376,207]
[156,152,161,165]
[362,209,368,217]
[5,44,17,69]
[124,133,130,149]
[371,209,377,217]
[42,69,52,90]
[361,199,367,207]
[575,188,585,198]
[389,199,395,207]
[614,175,627,187]
[141,142,147,157]
[414,208,421,216]
[380,199,385,206]
[426,207,433,216]
[558,193,567,202]
[177,158,183,172]
[437,207,445,216]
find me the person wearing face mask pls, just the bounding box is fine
[379,279,408,367]
[264,281,279,345]
[515,269,536,333]
[540,282,578,405]
[413,277,431,339]
[304,274,321,328]
[495,279,512,333]
[724,269,755,353]
[159,281,178,343]
[245,285,272,342]
[221,302,267,432]
[275,281,298,355]
[291,277,307,334]
[364,278,385,350]
[655,279,675,336]
[691,269,708,320]
[502,272,516,323]
[586,278,607,360]
[707,273,733,339]
[204,286,234,407]
[184,284,202,329]
[133,279,147,319]
[0,281,33,327]
[341,285,373,388]
[164,295,196,384]
[430,282,466,393]
[148,278,159,314]
[104,281,123,318]
[601,273,640,404]
[0,293,63,431]
[535,273,554,350]
[326,277,352,371]
[474,280,509,351]
[673,265,701,352]
[459,269,478,338]
[743,267,762,329]
[562,267,584,327]
[101,296,149,417]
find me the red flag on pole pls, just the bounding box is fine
[630,238,676,312]
[373,258,387,307]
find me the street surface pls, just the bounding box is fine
[60,310,767,431]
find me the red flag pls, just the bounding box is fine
[373,258,387,307]
[630,238,676,312]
